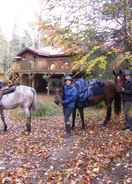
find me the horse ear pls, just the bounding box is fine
[119,69,122,75]
[113,70,116,76]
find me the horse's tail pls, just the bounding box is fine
[31,88,38,111]
[114,92,121,114]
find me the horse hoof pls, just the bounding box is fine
[26,124,31,132]
[27,129,31,133]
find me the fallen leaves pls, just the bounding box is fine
[0,104,131,183]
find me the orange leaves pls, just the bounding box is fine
[0,97,132,183]
[0,168,27,184]
[36,20,82,54]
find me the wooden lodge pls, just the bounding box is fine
[11,47,73,94]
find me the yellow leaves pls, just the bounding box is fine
[72,58,85,71]
[72,46,109,75]
[0,168,27,184]
[46,170,64,184]
[74,55,108,75]
[112,51,132,70]
[16,167,28,177]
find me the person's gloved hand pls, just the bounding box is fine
[121,87,125,92]
[54,99,59,105]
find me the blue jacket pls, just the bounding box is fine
[63,84,77,108]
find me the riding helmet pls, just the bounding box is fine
[64,75,73,81]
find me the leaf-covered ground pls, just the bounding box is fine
[0,96,132,184]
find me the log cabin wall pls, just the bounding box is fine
[11,48,73,94]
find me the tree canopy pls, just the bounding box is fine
[0,0,132,77]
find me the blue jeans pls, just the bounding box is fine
[63,105,74,127]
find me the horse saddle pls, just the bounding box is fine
[0,86,16,97]
[0,86,16,108]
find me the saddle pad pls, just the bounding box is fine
[88,80,104,97]
[75,79,104,104]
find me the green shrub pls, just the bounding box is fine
[32,102,61,117]
[95,101,105,109]
[16,101,61,118]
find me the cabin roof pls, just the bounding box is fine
[17,47,72,58]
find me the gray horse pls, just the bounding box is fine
[0,85,37,133]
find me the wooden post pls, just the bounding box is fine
[28,74,31,86]
[19,74,23,85]
[31,74,35,88]
[47,76,50,96]
[47,74,52,96]
[29,74,34,87]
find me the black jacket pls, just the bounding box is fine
[123,78,132,101]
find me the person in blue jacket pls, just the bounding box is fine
[63,75,77,137]
[122,70,132,131]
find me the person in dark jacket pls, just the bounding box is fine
[63,75,77,137]
[122,70,132,131]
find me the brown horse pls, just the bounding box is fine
[113,70,126,91]
[54,78,121,129]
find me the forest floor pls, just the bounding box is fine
[0,95,131,184]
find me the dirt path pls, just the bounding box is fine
[92,149,132,184]
[0,112,131,183]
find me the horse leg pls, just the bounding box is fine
[0,110,7,132]
[24,107,31,132]
[103,101,112,126]
[72,108,76,129]
[78,107,85,129]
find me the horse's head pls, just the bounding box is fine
[54,87,63,106]
[113,70,125,92]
